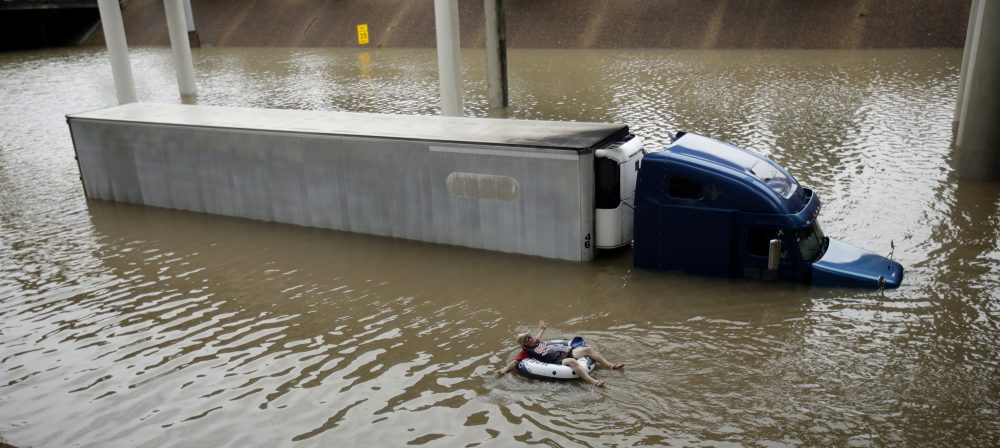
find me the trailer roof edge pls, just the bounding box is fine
[67,103,630,151]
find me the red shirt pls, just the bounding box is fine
[515,350,529,362]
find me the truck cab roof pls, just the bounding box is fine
[650,133,810,217]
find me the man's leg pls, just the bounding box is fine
[562,358,604,387]
[571,347,616,369]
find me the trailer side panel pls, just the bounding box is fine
[69,117,595,261]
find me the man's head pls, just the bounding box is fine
[516,333,534,349]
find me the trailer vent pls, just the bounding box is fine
[446,173,520,201]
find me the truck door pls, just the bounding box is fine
[741,226,796,281]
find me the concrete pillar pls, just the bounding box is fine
[96,0,136,104]
[484,0,509,109]
[956,0,1000,181]
[164,0,197,96]
[182,0,200,48]
[434,0,463,116]
[954,0,979,125]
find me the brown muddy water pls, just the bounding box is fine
[1,47,998,447]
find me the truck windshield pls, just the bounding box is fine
[796,222,827,262]
[748,160,794,198]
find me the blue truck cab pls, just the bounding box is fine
[633,133,903,289]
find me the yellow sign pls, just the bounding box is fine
[357,24,370,45]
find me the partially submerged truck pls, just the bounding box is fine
[635,133,901,288]
[67,103,902,288]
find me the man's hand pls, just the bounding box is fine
[533,320,548,342]
[496,359,516,376]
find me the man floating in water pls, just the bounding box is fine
[495,321,624,387]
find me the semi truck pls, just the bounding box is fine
[67,103,902,289]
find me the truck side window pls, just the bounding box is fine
[747,227,783,258]
[668,176,702,199]
[595,157,620,209]
[747,227,778,257]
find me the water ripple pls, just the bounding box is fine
[1,47,998,447]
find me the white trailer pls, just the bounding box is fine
[67,103,644,261]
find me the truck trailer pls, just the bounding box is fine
[67,103,902,288]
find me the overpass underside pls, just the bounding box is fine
[86,0,970,49]
[0,0,106,50]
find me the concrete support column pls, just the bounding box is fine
[164,0,197,96]
[434,0,463,116]
[182,0,200,48]
[954,0,979,125]
[484,0,509,109]
[956,0,1000,181]
[96,0,136,104]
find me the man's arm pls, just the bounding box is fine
[495,359,519,375]
[532,320,547,342]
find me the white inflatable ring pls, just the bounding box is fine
[515,338,596,380]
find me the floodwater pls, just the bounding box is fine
[1,46,998,447]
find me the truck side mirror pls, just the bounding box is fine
[767,239,782,271]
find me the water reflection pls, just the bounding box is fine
[1,47,999,446]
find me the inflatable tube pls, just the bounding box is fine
[516,337,595,380]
